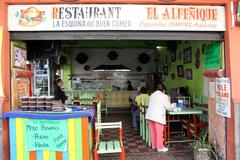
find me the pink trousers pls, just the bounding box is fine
[148,121,164,149]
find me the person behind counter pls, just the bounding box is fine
[127,80,133,91]
[54,78,68,104]
[146,84,174,153]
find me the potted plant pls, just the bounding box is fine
[193,132,216,160]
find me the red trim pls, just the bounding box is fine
[203,69,225,77]
[15,70,33,78]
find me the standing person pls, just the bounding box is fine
[54,78,68,104]
[146,84,174,152]
[127,80,133,91]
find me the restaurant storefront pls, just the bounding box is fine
[1,0,240,160]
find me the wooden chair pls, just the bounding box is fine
[181,95,202,138]
[94,122,125,160]
[177,96,191,137]
[189,97,208,140]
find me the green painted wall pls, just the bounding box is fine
[158,41,209,98]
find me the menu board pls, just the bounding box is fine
[25,120,68,151]
[216,78,231,118]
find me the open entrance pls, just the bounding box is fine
[10,31,224,158]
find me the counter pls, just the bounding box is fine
[3,108,95,160]
[102,91,137,108]
[67,90,137,108]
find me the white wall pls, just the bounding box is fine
[71,48,155,74]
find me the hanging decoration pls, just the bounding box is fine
[84,65,91,71]
[136,66,142,72]
[107,51,118,61]
[138,53,150,64]
[75,52,88,64]
[171,73,175,80]
[195,48,201,69]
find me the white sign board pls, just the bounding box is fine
[8,4,226,31]
[216,78,231,118]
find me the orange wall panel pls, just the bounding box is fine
[1,0,239,160]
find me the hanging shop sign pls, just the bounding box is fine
[8,4,226,31]
[204,42,223,69]
[216,78,231,118]
[25,119,68,151]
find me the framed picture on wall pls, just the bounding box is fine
[163,65,168,76]
[177,65,184,77]
[12,45,27,69]
[183,47,192,64]
[171,51,176,62]
[186,69,193,80]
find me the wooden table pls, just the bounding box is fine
[166,109,203,144]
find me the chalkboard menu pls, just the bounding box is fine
[25,120,68,151]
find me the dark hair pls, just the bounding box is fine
[127,81,131,84]
[156,84,166,92]
[179,87,189,96]
[140,87,148,94]
[55,78,63,85]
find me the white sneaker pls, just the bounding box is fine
[157,147,169,152]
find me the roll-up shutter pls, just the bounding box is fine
[10,31,224,41]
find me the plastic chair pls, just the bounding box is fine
[94,122,125,160]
